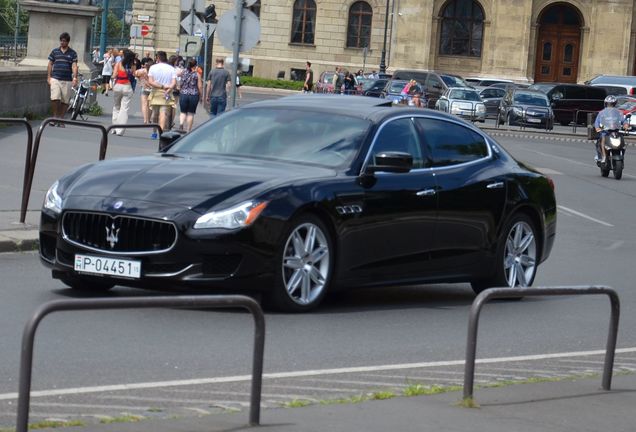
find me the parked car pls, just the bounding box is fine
[528,83,606,126]
[466,77,514,91]
[498,88,554,129]
[617,98,636,132]
[391,70,471,108]
[380,79,423,104]
[435,87,486,122]
[479,86,507,119]
[39,95,556,312]
[361,78,389,97]
[586,75,636,96]
[315,71,335,93]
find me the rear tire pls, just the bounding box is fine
[506,113,514,127]
[59,274,115,292]
[614,159,623,180]
[601,165,610,177]
[471,213,538,295]
[269,214,334,312]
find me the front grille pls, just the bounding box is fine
[62,211,177,254]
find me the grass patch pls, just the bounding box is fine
[402,383,462,397]
[84,102,103,116]
[457,397,480,409]
[369,391,396,400]
[99,414,144,424]
[0,419,87,431]
[146,407,163,413]
[241,76,303,91]
[283,399,312,408]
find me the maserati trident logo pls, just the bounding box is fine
[105,222,120,249]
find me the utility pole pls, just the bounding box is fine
[230,0,244,110]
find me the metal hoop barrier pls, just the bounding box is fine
[16,295,266,431]
[463,285,620,401]
[0,118,33,224]
[23,118,108,226]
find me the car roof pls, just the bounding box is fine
[243,95,467,123]
[590,75,636,84]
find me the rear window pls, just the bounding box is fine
[393,70,428,81]
[590,75,636,85]
[513,92,549,106]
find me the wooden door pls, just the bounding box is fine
[534,25,580,83]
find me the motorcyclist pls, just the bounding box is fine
[594,95,629,163]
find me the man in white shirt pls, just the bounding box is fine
[147,51,177,133]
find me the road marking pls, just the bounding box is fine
[1,347,634,401]
[605,241,624,250]
[557,205,614,227]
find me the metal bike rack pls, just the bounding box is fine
[0,118,33,224]
[463,285,620,400]
[22,118,107,226]
[16,295,266,431]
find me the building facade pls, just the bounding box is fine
[132,0,636,83]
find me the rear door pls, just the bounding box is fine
[413,117,507,276]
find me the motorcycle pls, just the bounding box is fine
[596,124,627,180]
[67,74,102,121]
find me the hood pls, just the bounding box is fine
[62,155,336,212]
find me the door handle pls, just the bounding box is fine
[487,181,504,189]
[417,189,436,196]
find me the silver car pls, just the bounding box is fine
[435,87,486,122]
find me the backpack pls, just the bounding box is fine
[125,66,137,92]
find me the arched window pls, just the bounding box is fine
[347,1,372,48]
[439,0,484,57]
[291,0,316,45]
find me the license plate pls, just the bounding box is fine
[74,254,141,279]
[527,118,541,123]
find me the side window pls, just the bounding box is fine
[414,118,489,167]
[372,118,424,169]
[426,75,443,91]
[564,86,585,99]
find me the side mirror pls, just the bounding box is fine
[366,151,413,174]
[158,130,185,151]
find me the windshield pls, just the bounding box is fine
[449,89,481,101]
[168,108,370,167]
[389,80,408,93]
[513,92,549,106]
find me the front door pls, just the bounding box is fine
[534,4,582,83]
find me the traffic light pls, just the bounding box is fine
[204,4,217,23]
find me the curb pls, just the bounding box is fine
[0,236,38,253]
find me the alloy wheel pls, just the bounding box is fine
[503,220,537,287]
[281,222,330,306]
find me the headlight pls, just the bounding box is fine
[512,107,523,116]
[609,136,622,148]
[476,103,486,113]
[194,200,268,229]
[43,180,62,214]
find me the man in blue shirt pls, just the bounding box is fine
[594,95,628,163]
[47,32,78,125]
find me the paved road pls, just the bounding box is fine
[0,92,635,427]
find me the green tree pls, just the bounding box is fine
[0,0,29,36]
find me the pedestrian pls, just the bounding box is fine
[303,61,313,93]
[344,71,356,94]
[205,57,231,117]
[111,49,136,136]
[147,51,177,134]
[235,71,243,100]
[99,50,113,96]
[47,32,78,126]
[169,55,183,129]
[91,47,100,64]
[178,58,203,132]
[332,66,342,94]
[135,57,154,124]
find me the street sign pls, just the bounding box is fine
[180,12,204,35]
[137,15,150,22]
[130,24,142,38]
[180,0,205,13]
[141,25,150,37]
[179,35,202,57]
[217,9,260,52]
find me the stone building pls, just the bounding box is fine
[131,0,636,83]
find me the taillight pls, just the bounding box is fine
[547,176,555,191]
[631,87,636,95]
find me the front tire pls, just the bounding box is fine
[271,215,334,312]
[614,159,623,180]
[471,214,538,295]
[71,99,82,120]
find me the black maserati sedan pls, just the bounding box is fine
[40,95,556,312]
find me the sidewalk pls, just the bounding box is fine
[40,372,635,432]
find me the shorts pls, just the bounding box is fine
[179,94,199,114]
[149,88,174,107]
[142,88,151,97]
[50,78,73,104]
[102,75,111,85]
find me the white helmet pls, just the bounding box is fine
[604,95,617,106]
